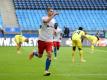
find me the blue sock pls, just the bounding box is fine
[45,58,51,71]
[54,47,57,57]
[33,50,38,57]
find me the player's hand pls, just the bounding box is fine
[53,12,59,16]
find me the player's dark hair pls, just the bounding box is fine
[78,27,83,30]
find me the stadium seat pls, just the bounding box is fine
[13,0,107,10]
[13,0,107,31]
[15,9,107,31]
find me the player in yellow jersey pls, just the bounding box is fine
[14,35,29,54]
[85,33,99,53]
[71,27,86,63]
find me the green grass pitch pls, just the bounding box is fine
[0,46,107,80]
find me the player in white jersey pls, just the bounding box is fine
[53,23,62,59]
[29,8,59,76]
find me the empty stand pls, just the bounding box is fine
[16,10,107,30]
[13,0,107,10]
[13,0,107,31]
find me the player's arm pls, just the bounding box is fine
[58,34,62,40]
[43,12,58,23]
[81,36,85,43]
[81,31,87,43]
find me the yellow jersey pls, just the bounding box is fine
[15,35,26,44]
[85,34,98,44]
[85,35,97,41]
[72,30,85,41]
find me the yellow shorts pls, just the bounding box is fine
[72,40,82,49]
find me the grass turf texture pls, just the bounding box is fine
[0,46,107,80]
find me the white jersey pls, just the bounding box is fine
[38,16,56,42]
[53,27,62,42]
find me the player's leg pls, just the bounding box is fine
[29,40,44,60]
[57,42,60,51]
[54,42,60,59]
[16,43,21,54]
[54,47,57,59]
[44,42,53,76]
[72,46,76,63]
[53,41,57,59]
[72,40,76,63]
[15,38,21,54]
[91,44,94,53]
[78,47,86,63]
[77,41,86,63]
[91,40,96,53]
[29,49,44,60]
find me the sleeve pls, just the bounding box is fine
[42,16,48,23]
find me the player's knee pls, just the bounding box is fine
[47,54,52,58]
[47,53,52,60]
[72,46,76,51]
[78,48,82,51]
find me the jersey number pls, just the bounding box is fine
[73,31,80,35]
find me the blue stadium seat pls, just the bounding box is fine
[16,10,106,31]
[14,0,107,31]
[13,0,107,10]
